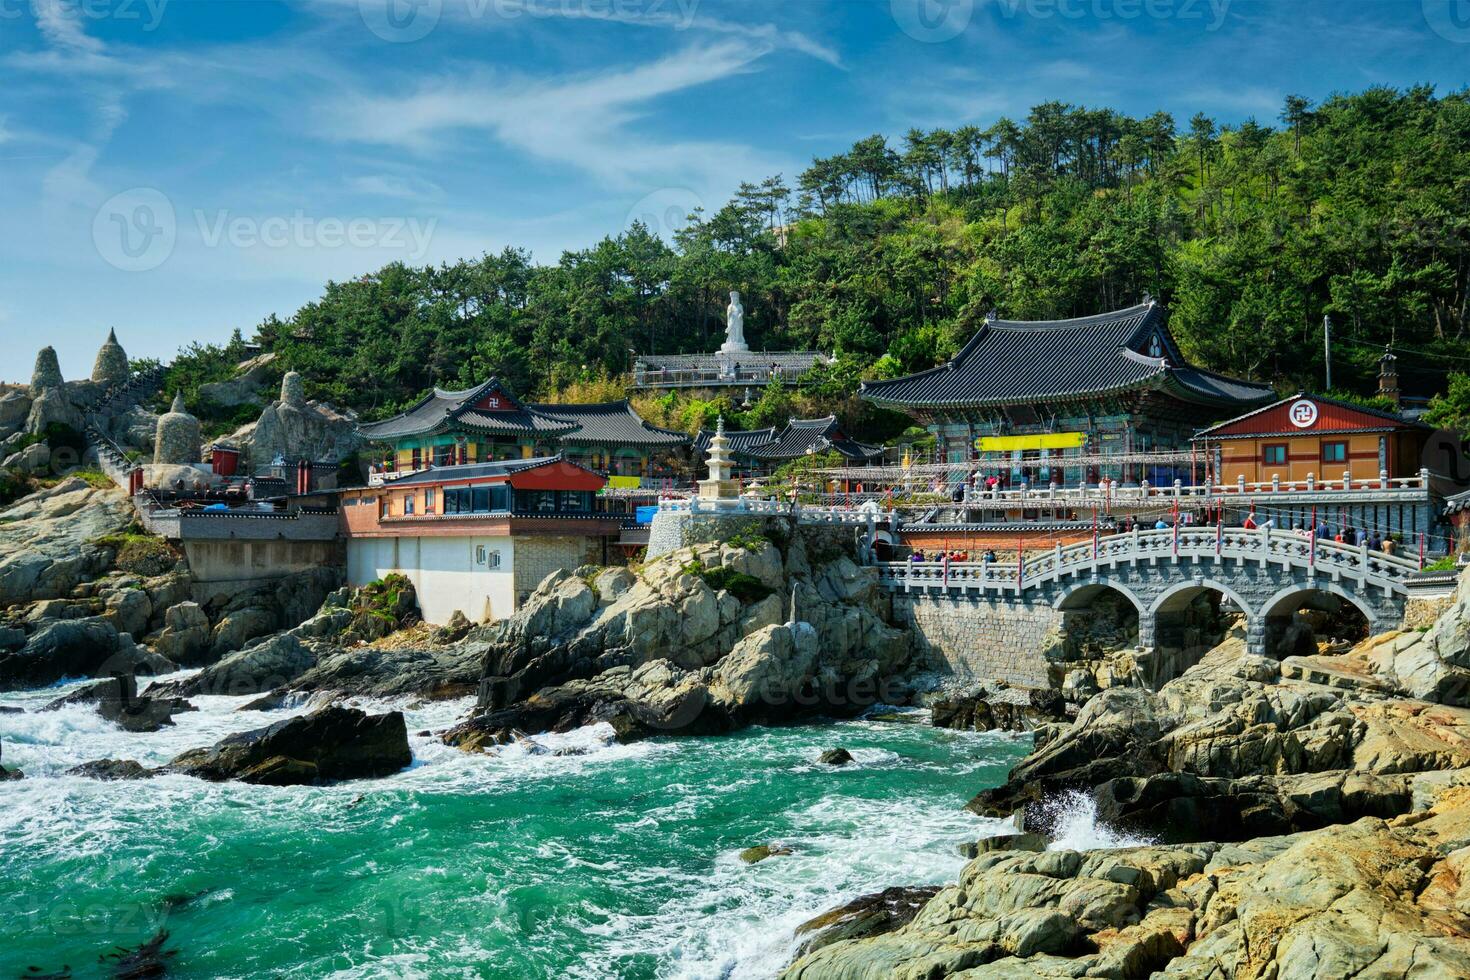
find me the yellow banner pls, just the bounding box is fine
[607,475,643,489]
[975,433,1087,452]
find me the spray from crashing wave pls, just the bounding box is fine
[1039,791,1156,851]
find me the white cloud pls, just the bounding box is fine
[347,174,446,201]
[31,0,104,54]
[320,41,782,190]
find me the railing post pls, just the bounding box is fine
[1173,478,1182,497]
[1306,473,1315,492]
[1342,469,1352,491]
[1271,474,1279,493]
[1054,540,1063,580]
[1237,475,1246,494]
[1260,524,1270,569]
[1380,469,1389,490]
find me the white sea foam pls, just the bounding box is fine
[1042,790,1157,851]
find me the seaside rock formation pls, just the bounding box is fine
[153,393,201,465]
[0,478,133,607]
[91,328,129,386]
[164,705,412,785]
[780,568,1470,978]
[146,577,427,700]
[447,527,912,746]
[791,886,942,959]
[0,619,172,691]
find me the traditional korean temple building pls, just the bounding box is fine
[692,416,883,479]
[357,378,689,487]
[1193,391,1432,487]
[859,302,1276,486]
[339,455,626,624]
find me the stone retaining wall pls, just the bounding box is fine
[894,593,1060,689]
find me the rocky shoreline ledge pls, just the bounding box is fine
[775,576,1470,979]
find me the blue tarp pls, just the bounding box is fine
[635,505,658,525]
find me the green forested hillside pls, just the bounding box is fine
[165,86,1470,435]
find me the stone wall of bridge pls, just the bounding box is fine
[894,593,1062,689]
[887,552,1410,688]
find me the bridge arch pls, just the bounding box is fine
[1259,582,1378,656]
[1053,580,1147,615]
[1147,579,1255,619]
[1053,581,1147,658]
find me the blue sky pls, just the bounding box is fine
[2,0,1468,381]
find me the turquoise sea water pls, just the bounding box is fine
[0,680,1032,979]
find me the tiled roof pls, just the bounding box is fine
[360,380,679,445]
[378,456,561,487]
[859,303,1274,411]
[526,401,690,446]
[356,381,499,440]
[695,417,883,463]
[1194,390,1430,439]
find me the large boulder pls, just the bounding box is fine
[149,632,317,698]
[708,622,819,716]
[24,386,83,437]
[164,705,411,785]
[0,390,32,440]
[198,352,278,408]
[0,479,133,607]
[0,618,120,690]
[151,602,212,665]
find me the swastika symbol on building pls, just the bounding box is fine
[1289,399,1318,428]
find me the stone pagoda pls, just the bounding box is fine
[698,416,739,504]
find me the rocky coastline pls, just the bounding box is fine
[10,466,1470,977]
[775,576,1470,979]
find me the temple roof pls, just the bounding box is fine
[358,380,679,445]
[525,401,690,446]
[1194,391,1430,441]
[695,416,883,463]
[379,455,565,486]
[859,303,1275,412]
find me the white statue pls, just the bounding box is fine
[721,290,749,353]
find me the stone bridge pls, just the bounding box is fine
[876,527,1421,685]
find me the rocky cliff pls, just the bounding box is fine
[778,570,1470,979]
[446,522,913,747]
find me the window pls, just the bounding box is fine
[425,488,436,512]
[403,494,415,515]
[1322,442,1348,464]
[472,487,490,512]
[433,445,454,466]
[1262,444,1288,466]
[411,447,422,470]
[445,489,460,515]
